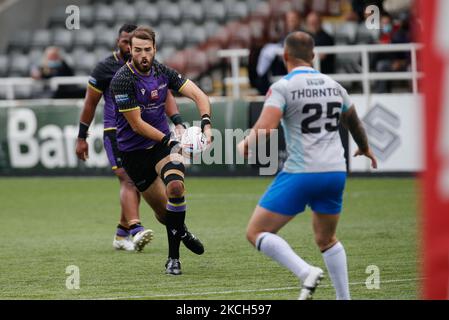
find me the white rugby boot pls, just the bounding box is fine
[113,236,135,251]
[132,229,154,252]
[298,266,325,300]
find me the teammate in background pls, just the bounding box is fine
[110,26,211,275]
[238,31,377,299]
[75,24,186,252]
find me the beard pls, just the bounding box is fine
[132,56,153,73]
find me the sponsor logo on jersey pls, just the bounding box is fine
[115,94,129,102]
[88,76,97,85]
[151,89,159,100]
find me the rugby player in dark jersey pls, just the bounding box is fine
[110,26,211,275]
[75,24,186,253]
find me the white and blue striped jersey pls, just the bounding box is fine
[264,66,352,173]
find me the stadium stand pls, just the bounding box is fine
[0,0,414,99]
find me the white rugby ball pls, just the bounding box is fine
[180,126,207,155]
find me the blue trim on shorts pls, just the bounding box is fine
[258,171,347,216]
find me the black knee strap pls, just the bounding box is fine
[161,161,185,185]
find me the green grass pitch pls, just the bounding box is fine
[0,177,418,300]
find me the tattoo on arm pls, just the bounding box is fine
[341,107,369,152]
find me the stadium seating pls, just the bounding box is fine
[0,0,411,99]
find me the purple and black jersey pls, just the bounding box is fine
[88,52,125,130]
[110,60,189,152]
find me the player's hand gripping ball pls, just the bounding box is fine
[180,126,208,155]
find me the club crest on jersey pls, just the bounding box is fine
[140,88,146,95]
[151,89,159,100]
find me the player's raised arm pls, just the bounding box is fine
[177,80,212,143]
[164,90,186,140]
[340,105,377,169]
[161,63,212,143]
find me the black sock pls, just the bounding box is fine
[166,197,187,259]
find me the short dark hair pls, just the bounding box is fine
[118,23,137,36]
[130,26,156,47]
[285,31,315,63]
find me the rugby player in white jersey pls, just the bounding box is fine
[238,31,377,300]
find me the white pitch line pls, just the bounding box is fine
[90,277,423,300]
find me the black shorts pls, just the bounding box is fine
[121,143,171,192]
[103,130,123,169]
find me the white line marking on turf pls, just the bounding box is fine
[91,277,423,300]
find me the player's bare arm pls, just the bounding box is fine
[164,90,185,139]
[178,80,212,143]
[75,86,103,161]
[238,106,282,158]
[340,105,377,169]
[123,108,166,142]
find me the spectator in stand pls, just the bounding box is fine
[304,11,335,74]
[30,46,78,98]
[250,11,303,95]
[372,13,411,93]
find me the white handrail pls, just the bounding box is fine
[0,76,89,100]
[217,43,423,98]
[0,44,424,100]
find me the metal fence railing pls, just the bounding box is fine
[0,43,423,100]
[217,43,424,98]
